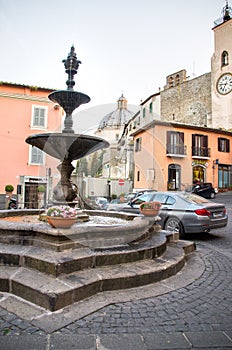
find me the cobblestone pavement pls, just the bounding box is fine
[53,247,232,336]
[0,245,232,349]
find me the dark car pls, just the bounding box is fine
[191,183,218,199]
[107,191,228,236]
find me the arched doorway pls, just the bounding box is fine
[168,164,181,190]
[193,165,205,184]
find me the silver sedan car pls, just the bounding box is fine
[107,191,228,236]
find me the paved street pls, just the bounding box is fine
[0,192,232,349]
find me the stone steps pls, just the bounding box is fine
[0,232,167,276]
[0,238,195,311]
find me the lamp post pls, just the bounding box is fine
[107,179,111,201]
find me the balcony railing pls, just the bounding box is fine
[192,147,211,158]
[166,144,187,156]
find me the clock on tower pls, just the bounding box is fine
[217,73,232,95]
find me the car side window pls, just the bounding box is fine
[166,196,175,205]
[154,193,168,204]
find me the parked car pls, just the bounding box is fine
[191,183,218,199]
[95,197,108,210]
[107,191,228,236]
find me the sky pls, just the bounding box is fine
[0,0,227,132]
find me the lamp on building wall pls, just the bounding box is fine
[212,159,219,169]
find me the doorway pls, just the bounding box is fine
[24,183,46,209]
[193,165,205,184]
[168,164,181,190]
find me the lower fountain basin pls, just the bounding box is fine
[0,209,160,251]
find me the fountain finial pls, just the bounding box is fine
[62,46,81,90]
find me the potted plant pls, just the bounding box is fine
[5,184,14,194]
[5,184,15,209]
[37,185,46,192]
[46,205,79,228]
[140,201,161,216]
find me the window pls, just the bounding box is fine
[221,51,229,67]
[137,170,140,182]
[218,165,231,188]
[135,137,142,152]
[192,134,209,157]
[166,131,185,155]
[31,105,47,128]
[218,138,230,152]
[30,146,45,165]
[175,74,180,85]
[168,77,174,88]
[142,108,146,118]
[154,193,168,204]
[149,102,153,114]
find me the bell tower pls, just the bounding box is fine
[211,1,232,129]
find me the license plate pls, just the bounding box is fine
[213,212,223,218]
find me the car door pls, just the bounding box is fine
[155,194,175,225]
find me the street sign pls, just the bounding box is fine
[118,179,125,186]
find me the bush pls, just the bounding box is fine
[5,184,14,192]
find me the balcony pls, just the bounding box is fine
[192,147,211,158]
[166,144,187,157]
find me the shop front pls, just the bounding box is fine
[192,160,209,184]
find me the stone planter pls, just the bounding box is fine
[47,217,77,228]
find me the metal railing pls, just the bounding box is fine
[192,147,211,158]
[166,144,187,156]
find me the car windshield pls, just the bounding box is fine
[179,192,210,204]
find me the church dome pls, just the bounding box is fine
[98,94,134,130]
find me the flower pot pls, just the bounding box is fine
[140,202,161,217]
[47,217,77,228]
[140,209,160,216]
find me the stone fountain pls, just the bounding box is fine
[26,46,109,204]
[0,47,196,314]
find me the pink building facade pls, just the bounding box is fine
[0,82,63,208]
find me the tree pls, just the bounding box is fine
[91,150,103,177]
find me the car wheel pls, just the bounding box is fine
[210,192,215,199]
[164,217,184,236]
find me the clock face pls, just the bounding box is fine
[217,73,232,95]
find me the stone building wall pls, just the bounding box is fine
[160,72,212,127]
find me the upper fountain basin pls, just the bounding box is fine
[25,133,109,160]
[49,90,90,115]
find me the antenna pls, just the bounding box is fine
[192,59,196,78]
